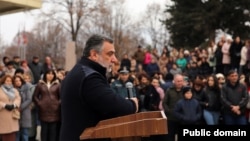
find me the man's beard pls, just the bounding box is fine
[98,57,112,72]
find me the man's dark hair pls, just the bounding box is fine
[227,69,238,76]
[83,34,113,57]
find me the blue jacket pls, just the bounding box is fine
[174,98,202,124]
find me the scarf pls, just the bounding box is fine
[1,84,15,100]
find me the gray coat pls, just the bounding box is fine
[18,82,33,128]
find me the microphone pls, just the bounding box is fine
[125,82,134,98]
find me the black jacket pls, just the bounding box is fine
[59,57,137,141]
[202,86,221,111]
[221,81,248,116]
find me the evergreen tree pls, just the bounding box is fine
[162,0,250,49]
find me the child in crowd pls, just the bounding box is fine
[174,86,202,125]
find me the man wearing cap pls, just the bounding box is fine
[110,67,137,99]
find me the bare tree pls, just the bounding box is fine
[142,3,168,51]
[39,0,96,59]
[78,0,142,60]
[25,21,67,68]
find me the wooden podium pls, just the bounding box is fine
[80,111,167,141]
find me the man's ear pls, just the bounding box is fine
[89,50,98,61]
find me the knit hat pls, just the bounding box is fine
[216,73,224,79]
[182,86,191,95]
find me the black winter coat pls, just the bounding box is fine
[59,57,137,141]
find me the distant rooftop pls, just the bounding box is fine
[0,0,41,15]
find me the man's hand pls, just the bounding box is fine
[130,98,139,113]
[231,105,240,114]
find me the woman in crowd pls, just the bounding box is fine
[22,73,37,141]
[0,75,21,141]
[135,73,151,112]
[202,75,221,125]
[13,75,33,141]
[33,69,61,141]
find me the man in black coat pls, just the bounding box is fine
[59,34,139,141]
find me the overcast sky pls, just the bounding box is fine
[0,0,166,45]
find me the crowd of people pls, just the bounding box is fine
[0,33,250,141]
[0,55,65,141]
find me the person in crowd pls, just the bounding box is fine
[14,68,24,77]
[107,61,120,84]
[130,56,137,73]
[163,74,185,141]
[198,56,213,77]
[56,68,66,83]
[151,77,165,111]
[183,50,191,63]
[151,48,160,60]
[2,56,10,67]
[135,73,151,112]
[143,49,152,71]
[13,75,33,141]
[215,73,225,89]
[239,40,248,75]
[110,67,136,99]
[159,73,173,91]
[22,73,37,141]
[20,60,34,83]
[158,53,168,75]
[174,86,202,124]
[3,61,16,77]
[42,56,56,75]
[120,54,131,72]
[12,56,21,69]
[221,36,232,75]
[145,57,160,77]
[33,69,61,141]
[0,74,21,141]
[161,46,170,57]
[0,65,6,78]
[246,40,250,74]
[169,48,179,61]
[244,74,250,124]
[230,35,243,72]
[214,40,224,74]
[59,34,138,141]
[176,52,187,71]
[169,63,182,76]
[189,52,198,64]
[239,74,246,84]
[136,63,146,76]
[207,40,217,73]
[143,77,162,111]
[191,78,206,124]
[28,56,43,85]
[185,62,199,81]
[166,56,175,72]
[133,45,145,67]
[202,75,221,125]
[221,69,248,125]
